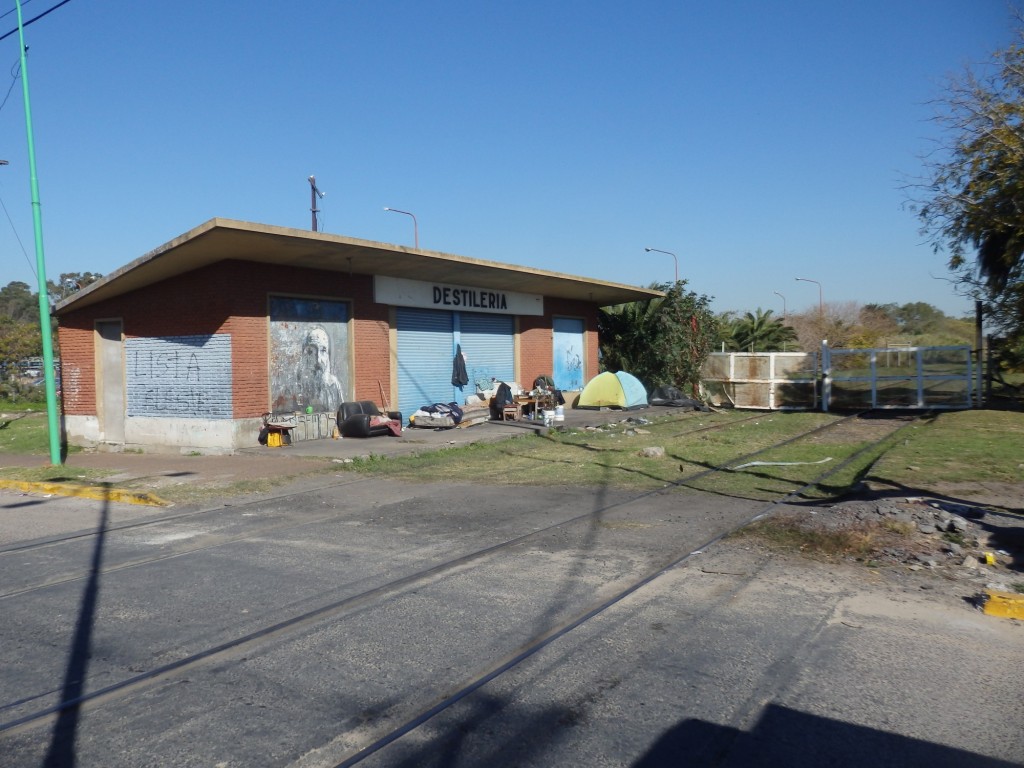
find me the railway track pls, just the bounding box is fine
[0,410,868,601]
[0,411,918,765]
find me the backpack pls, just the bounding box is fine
[447,401,464,424]
[495,382,514,407]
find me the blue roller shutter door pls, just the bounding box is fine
[458,312,514,391]
[397,308,455,413]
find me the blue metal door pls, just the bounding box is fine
[458,312,514,393]
[553,317,585,391]
[396,308,455,413]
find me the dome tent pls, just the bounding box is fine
[577,371,649,410]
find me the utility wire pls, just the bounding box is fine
[0,188,37,280]
[0,54,31,278]
[0,0,39,22]
[0,0,75,44]
[0,0,76,282]
[0,59,20,114]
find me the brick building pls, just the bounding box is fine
[54,219,660,453]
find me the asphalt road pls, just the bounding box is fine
[1,474,1021,767]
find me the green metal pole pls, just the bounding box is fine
[17,0,61,465]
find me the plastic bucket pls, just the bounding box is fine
[554,405,565,422]
[542,410,555,426]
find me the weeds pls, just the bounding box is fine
[730,513,884,560]
[882,519,915,535]
[942,531,966,547]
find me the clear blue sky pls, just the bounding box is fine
[0,1,1015,317]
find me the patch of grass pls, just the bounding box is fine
[5,406,1021,507]
[0,409,69,455]
[151,475,297,504]
[128,461,343,505]
[0,457,341,505]
[353,411,843,492]
[0,398,47,411]
[351,410,922,504]
[869,410,1024,487]
[0,465,113,484]
[683,421,905,502]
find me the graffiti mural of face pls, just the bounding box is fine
[303,328,332,376]
[297,327,342,412]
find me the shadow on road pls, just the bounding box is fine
[41,483,110,767]
[633,703,1019,767]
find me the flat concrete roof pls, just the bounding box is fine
[54,219,663,314]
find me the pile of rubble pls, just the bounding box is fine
[819,496,1020,593]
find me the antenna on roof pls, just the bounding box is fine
[309,175,326,232]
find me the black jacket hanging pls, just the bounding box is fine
[451,344,469,387]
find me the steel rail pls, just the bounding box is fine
[332,415,915,766]
[0,475,375,555]
[0,413,859,599]
[0,409,777,557]
[0,412,910,736]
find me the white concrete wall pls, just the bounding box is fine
[64,414,102,446]
[64,414,263,455]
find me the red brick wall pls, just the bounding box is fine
[518,299,599,390]
[57,261,383,418]
[56,323,96,415]
[56,262,604,419]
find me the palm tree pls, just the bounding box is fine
[726,308,797,352]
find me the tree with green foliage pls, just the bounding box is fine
[0,280,57,383]
[598,281,717,396]
[0,316,39,364]
[0,316,42,402]
[912,28,1024,367]
[47,271,103,303]
[862,302,947,336]
[721,308,797,352]
[0,281,36,323]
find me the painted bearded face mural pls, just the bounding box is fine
[269,296,351,414]
[296,327,342,412]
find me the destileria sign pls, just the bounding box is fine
[374,276,544,316]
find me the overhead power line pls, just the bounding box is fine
[0,0,75,44]
[0,0,38,22]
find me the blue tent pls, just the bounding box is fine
[614,371,649,409]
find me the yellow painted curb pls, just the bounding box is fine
[0,479,170,507]
[983,589,1024,620]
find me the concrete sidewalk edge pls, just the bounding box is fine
[0,478,171,507]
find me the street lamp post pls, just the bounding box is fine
[16,2,60,466]
[795,277,823,318]
[308,176,325,232]
[644,247,678,284]
[384,207,418,249]
[773,291,786,322]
